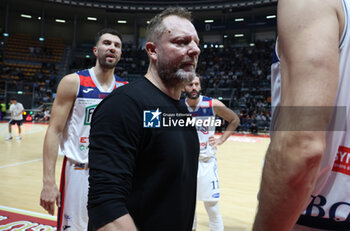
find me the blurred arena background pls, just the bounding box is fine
[0,0,276,131]
[0,0,275,230]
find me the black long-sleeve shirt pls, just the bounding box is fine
[88,77,199,231]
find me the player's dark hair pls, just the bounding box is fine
[95,28,123,45]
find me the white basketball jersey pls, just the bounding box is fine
[270,40,281,134]
[59,68,127,163]
[271,0,350,226]
[185,95,217,161]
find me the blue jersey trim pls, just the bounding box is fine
[340,0,348,48]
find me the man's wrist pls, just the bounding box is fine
[43,177,56,185]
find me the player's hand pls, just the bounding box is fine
[40,183,60,215]
[208,136,224,148]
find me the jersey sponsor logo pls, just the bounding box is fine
[80,137,89,143]
[143,108,162,128]
[79,145,84,151]
[84,104,98,125]
[79,144,88,152]
[212,193,220,198]
[332,146,350,176]
[200,101,210,108]
[200,142,208,151]
[62,214,72,230]
[79,137,89,152]
[303,195,350,222]
[82,88,94,93]
[199,125,209,134]
[64,214,71,221]
[74,163,86,170]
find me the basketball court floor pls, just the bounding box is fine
[0,122,269,230]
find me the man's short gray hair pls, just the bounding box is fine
[146,7,192,43]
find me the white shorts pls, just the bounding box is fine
[58,157,89,231]
[197,156,220,202]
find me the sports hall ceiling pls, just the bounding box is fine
[1,0,277,27]
[45,0,277,11]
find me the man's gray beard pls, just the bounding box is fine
[159,68,196,86]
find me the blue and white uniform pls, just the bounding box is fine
[271,1,350,229]
[185,95,220,201]
[185,95,224,231]
[58,68,127,231]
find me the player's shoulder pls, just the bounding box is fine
[55,73,80,98]
[326,0,344,11]
[114,74,128,84]
[59,72,79,86]
[212,98,226,108]
[279,0,338,7]
[102,78,146,103]
[278,0,341,17]
[113,77,148,95]
[62,72,79,81]
[75,69,90,77]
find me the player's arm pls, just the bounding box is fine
[253,0,341,230]
[40,73,79,215]
[210,99,239,147]
[18,104,24,117]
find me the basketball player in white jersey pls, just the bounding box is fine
[184,76,239,231]
[254,0,350,230]
[39,28,127,231]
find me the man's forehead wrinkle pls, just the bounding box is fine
[161,16,198,41]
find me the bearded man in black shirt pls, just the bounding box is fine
[88,7,201,231]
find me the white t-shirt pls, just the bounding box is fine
[10,102,24,120]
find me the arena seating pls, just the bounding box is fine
[1,33,273,133]
[0,34,63,108]
[3,34,63,63]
